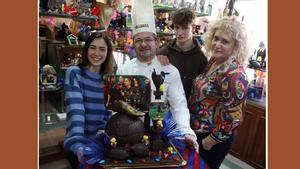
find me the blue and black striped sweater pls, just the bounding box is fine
[63,66,111,154]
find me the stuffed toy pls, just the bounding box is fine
[69,20,82,36]
[41,65,57,85]
[77,1,92,16]
[48,0,63,13]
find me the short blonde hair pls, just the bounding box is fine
[204,16,250,67]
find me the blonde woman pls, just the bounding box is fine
[189,16,250,169]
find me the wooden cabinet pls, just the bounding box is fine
[230,100,266,169]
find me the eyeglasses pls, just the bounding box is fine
[134,38,155,46]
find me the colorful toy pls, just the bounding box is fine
[47,0,63,13]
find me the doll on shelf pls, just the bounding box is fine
[256,41,266,69]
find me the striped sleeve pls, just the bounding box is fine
[64,67,86,154]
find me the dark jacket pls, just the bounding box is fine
[158,38,208,101]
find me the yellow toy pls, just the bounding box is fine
[110,137,117,148]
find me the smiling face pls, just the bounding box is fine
[87,38,108,72]
[211,29,236,63]
[133,32,158,63]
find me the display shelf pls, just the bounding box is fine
[195,11,209,17]
[153,3,177,12]
[153,3,209,17]
[156,32,204,39]
[107,27,132,31]
[246,97,266,109]
[40,86,62,92]
[39,113,66,133]
[40,36,65,44]
[59,44,84,54]
[39,12,97,21]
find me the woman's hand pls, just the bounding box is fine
[185,134,199,153]
[202,135,218,151]
[76,146,84,162]
[157,54,170,66]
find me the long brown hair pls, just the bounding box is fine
[79,32,116,74]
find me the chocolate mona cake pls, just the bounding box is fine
[101,100,185,168]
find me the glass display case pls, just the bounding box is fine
[245,66,266,103]
[39,37,83,164]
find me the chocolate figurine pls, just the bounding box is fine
[101,75,185,167]
[151,69,169,100]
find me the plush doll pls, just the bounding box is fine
[57,22,71,40]
[48,0,63,13]
[40,0,49,12]
[41,65,57,85]
[69,20,81,36]
[109,10,121,28]
[155,18,163,32]
[77,1,92,16]
[64,3,78,16]
[125,31,135,59]
[113,29,120,39]
[78,25,91,41]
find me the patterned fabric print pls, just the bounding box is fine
[189,59,248,143]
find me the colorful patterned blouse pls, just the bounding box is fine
[189,57,249,143]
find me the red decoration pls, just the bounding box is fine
[172,156,180,162]
[192,120,200,130]
[64,5,78,16]
[162,153,169,159]
[94,21,100,29]
[91,6,101,17]
[139,158,146,163]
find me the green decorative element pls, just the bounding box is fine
[153,3,208,17]
[149,102,169,120]
[195,12,209,17]
[126,13,132,28]
[39,12,97,21]
[153,3,177,12]
[67,34,79,45]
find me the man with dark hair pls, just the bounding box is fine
[158,8,208,101]
[117,0,199,152]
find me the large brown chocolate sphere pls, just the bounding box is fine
[105,113,145,146]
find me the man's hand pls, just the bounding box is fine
[157,54,170,66]
[202,135,218,151]
[184,134,199,153]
